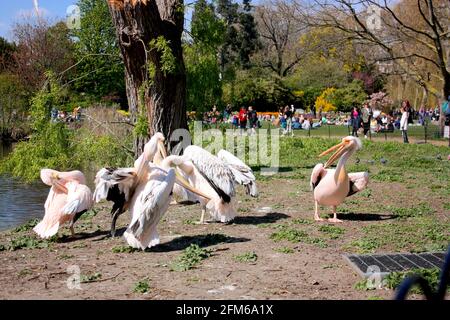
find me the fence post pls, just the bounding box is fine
[384,131,387,141]
[424,123,427,144]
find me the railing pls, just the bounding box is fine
[200,120,449,144]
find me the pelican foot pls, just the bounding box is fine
[327,218,343,223]
[314,216,324,222]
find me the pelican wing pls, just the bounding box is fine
[125,168,176,250]
[347,172,369,197]
[184,145,235,202]
[62,183,93,215]
[310,163,326,190]
[218,149,258,197]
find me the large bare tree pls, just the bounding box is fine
[255,0,307,77]
[108,0,187,154]
[295,0,450,102]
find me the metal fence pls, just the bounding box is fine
[201,121,450,145]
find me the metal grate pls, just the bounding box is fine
[344,252,446,278]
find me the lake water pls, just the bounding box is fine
[0,143,51,231]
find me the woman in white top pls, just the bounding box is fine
[400,100,410,144]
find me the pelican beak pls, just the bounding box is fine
[51,174,68,194]
[320,140,350,169]
[158,141,168,159]
[174,170,212,201]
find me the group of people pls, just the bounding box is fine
[51,107,82,123]
[234,106,260,135]
[349,100,414,143]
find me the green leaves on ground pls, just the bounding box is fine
[170,244,212,272]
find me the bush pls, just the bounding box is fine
[0,75,133,182]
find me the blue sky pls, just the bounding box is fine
[0,0,195,40]
[0,0,76,40]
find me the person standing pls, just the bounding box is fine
[400,100,410,143]
[284,106,293,136]
[361,103,372,139]
[239,106,248,136]
[350,107,361,137]
[248,106,258,135]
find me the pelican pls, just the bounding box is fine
[34,169,93,238]
[310,136,369,223]
[93,133,209,249]
[161,146,258,224]
[93,133,168,237]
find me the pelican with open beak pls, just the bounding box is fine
[310,136,369,223]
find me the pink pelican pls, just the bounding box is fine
[33,169,93,238]
[310,136,369,223]
[161,146,258,224]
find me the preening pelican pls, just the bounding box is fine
[310,136,369,223]
[93,133,208,249]
[34,169,93,238]
[122,164,175,250]
[93,133,168,236]
[161,146,258,224]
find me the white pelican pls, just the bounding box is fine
[34,169,93,238]
[161,146,258,224]
[93,133,168,237]
[93,133,209,249]
[310,136,369,223]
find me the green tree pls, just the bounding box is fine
[0,37,16,72]
[0,73,27,140]
[72,0,124,100]
[223,68,292,111]
[186,0,225,114]
[217,0,240,79]
[330,80,367,112]
[238,0,259,69]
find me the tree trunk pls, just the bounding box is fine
[108,0,187,156]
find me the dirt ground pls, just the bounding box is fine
[1,161,448,300]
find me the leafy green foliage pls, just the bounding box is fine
[134,279,151,294]
[223,68,293,110]
[149,36,177,76]
[270,226,308,243]
[274,247,294,254]
[170,244,212,271]
[318,225,345,239]
[384,268,445,294]
[80,272,102,283]
[112,246,140,253]
[0,73,28,139]
[185,0,225,113]
[71,0,124,99]
[13,219,40,233]
[0,73,132,182]
[329,80,367,112]
[7,235,54,251]
[234,251,258,263]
